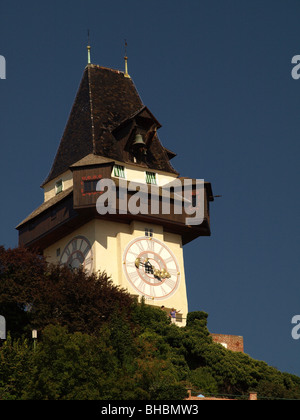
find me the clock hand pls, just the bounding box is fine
[135,257,154,271]
[134,258,170,280]
[153,269,163,282]
[135,257,153,271]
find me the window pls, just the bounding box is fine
[145,228,153,237]
[145,171,157,185]
[113,164,125,178]
[83,179,99,193]
[80,175,102,196]
[55,179,63,195]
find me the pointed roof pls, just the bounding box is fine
[42,64,178,186]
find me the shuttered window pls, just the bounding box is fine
[113,165,125,178]
[145,171,157,185]
[55,180,63,195]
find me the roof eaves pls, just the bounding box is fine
[16,186,73,229]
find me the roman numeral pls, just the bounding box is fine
[126,261,136,268]
[135,241,145,253]
[164,277,176,289]
[168,268,179,277]
[164,256,174,265]
[136,279,146,294]
[128,250,138,258]
[82,244,90,258]
[146,239,155,252]
[157,245,164,255]
[129,270,140,283]
[85,256,92,266]
[72,239,77,252]
[159,284,169,296]
[149,286,156,298]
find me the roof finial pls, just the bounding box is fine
[124,39,130,78]
[87,30,91,65]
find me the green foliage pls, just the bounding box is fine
[0,246,300,400]
[0,334,33,400]
[189,367,218,395]
[186,311,209,328]
[131,297,170,333]
[24,325,118,400]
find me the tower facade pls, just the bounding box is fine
[17,63,213,325]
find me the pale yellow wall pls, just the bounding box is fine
[115,221,188,325]
[111,161,178,186]
[43,220,97,268]
[43,218,188,325]
[43,170,73,202]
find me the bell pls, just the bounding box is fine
[132,133,146,147]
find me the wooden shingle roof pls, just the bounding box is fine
[42,64,178,187]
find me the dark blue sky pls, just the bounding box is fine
[1,0,300,376]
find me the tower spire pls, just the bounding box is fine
[124,39,130,78]
[87,30,91,65]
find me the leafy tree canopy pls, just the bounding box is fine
[0,246,300,400]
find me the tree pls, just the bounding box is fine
[24,325,118,400]
[0,247,133,337]
[0,246,47,337]
[189,367,218,395]
[0,334,33,400]
[1,246,300,400]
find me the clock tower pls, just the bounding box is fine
[17,59,213,326]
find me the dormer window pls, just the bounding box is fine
[55,179,63,195]
[113,164,126,179]
[145,171,157,185]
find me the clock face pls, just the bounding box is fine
[123,236,180,300]
[60,235,93,274]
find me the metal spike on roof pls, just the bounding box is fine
[124,39,130,78]
[87,30,91,65]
